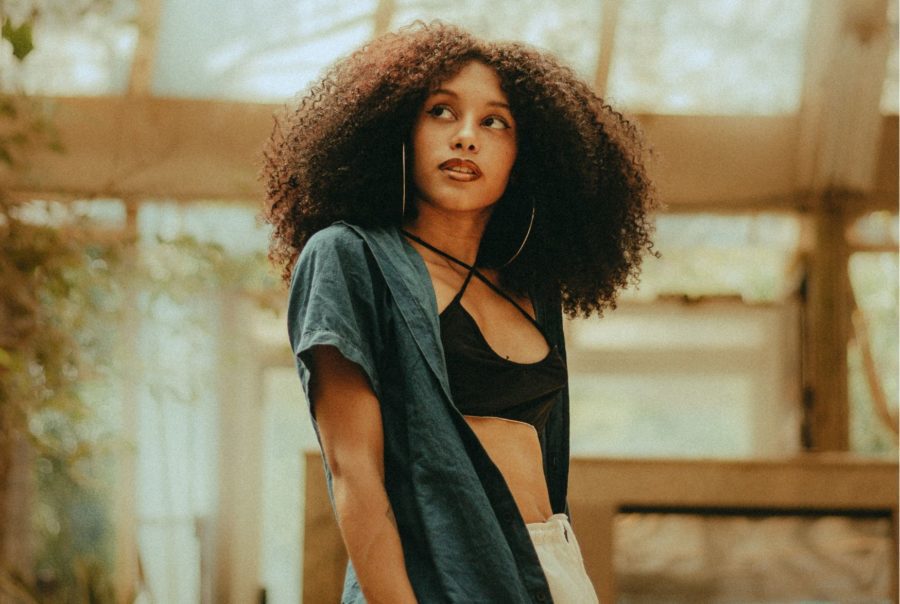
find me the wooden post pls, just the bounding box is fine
[302,451,346,604]
[113,202,139,604]
[806,191,852,451]
[572,503,617,604]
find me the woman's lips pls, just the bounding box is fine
[439,158,482,181]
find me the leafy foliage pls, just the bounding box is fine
[0,5,123,601]
[1,18,34,60]
[0,193,124,603]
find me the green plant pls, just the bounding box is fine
[1,7,123,602]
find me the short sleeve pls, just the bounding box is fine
[287,225,385,413]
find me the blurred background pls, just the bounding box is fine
[0,0,896,603]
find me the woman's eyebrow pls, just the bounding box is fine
[429,88,511,110]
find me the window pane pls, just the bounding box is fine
[137,200,269,257]
[391,0,604,81]
[133,285,217,603]
[629,213,802,302]
[151,0,604,102]
[568,301,800,458]
[133,200,270,602]
[608,0,811,114]
[847,211,899,248]
[152,0,375,102]
[259,367,317,604]
[848,251,899,456]
[0,3,138,95]
[10,198,126,229]
[567,213,803,458]
[616,513,893,602]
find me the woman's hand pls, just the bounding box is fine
[309,345,418,604]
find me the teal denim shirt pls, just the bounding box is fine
[288,222,570,603]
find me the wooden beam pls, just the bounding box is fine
[0,100,893,210]
[372,0,395,37]
[0,98,804,205]
[593,0,621,97]
[639,113,802,206]
[0,97,276,201]
[567,456,898,511]
[566,456,898,602]
[302,454,899,602]
[128,0,163,96]
[797,0,892,193]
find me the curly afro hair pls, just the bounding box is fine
[262,21,657,318]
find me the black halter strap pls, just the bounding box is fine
[400,229,542,330]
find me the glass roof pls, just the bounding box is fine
[607,0,811,115]
[151,0,604,101]
[1,0,895,116]
[389,0,604,81]
[152,0,376,102]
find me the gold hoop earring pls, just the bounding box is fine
[499,199,535,268]
[401,143,407,219]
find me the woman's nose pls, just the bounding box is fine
[451,120,478,152]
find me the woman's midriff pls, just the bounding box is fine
[463,415,553,524]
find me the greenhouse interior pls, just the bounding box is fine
[0,0,897,602]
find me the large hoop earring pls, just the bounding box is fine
[498,198,535,268]
[401,143,407,219]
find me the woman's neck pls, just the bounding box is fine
[403,201,491,267]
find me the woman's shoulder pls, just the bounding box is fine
[302,221,400,258]
[293,221,406,294]
[302,221,364,255]
[289,223,372,296]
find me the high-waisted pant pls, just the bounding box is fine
[526,513,600,603]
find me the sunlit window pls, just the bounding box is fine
[259,367,317,604]
[567,213,804,459]
[133,200,271,601]
[617,513,893,601]
[627,213,803,302]
[0,2,138,95]
[391,0,604,81]
[149,0,605,102]
[847,210,899,248]
[847,212,899,457]
[10,198,126,228]
[152,0,376,102]
[607,0,811,115]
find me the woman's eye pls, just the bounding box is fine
[483,116,510,130]
[427,105,453,119]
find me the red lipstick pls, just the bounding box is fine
[439,158,482,181]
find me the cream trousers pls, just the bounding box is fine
[526,513,600,604]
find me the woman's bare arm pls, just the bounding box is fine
[308,345,417,604]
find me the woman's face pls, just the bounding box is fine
[410,61,517,215]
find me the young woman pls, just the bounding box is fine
[263,22,656,603]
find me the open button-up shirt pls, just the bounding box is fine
[288,222,570,603]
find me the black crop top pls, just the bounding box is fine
[402,230,567,434]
